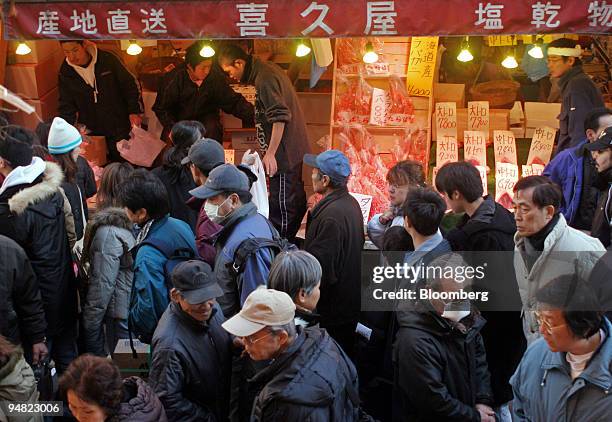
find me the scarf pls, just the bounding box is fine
[67,44,99,103]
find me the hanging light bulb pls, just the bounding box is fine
[363,42,379,64]
[457,36,474,62]
[15,42,31,56]
[126,41,142,56]
[528,38,544,59]
[199,41,215,58]
[295,40,311,57]
[502,54,518,69]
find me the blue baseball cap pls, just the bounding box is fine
[189,163,250,199]
[304,150,351,182]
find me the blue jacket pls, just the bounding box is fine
[543,141,585,225]
[214,203,274,318]
[131,216,197,342]
[511,318,612,421]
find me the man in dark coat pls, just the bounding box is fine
[585,126,612,249]
[222,288,364,421]
[303,150,364,357]
[435,161,526,415]
[58,41,144,162]
[547,38,605,153]
[153,41,254,143]
[150,261,232,422]
[0,127,77,373]
[219,45,310,242]
[393,253,495,422]
[0,235,48,365]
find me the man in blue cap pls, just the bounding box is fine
[303,150,365,357]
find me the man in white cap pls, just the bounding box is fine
[222,287,364,421]
[547,38,604,153]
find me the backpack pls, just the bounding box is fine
[128,237,197,345]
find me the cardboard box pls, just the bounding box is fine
[229,128,259,150]
[9,87,59,130]
[298,93,332,125]
[8,40,62,64]
[5,51,64,99]
[524,102,561,128]
[433,83,466,107]
[432,108,510,142]
[113,339,150,375]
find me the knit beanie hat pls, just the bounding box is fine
[48,117,82,155]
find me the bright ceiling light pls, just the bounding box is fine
[200,42,215,58]
[363,42,379,64]
[15,42,31,56]
[296,40,311,57]
[126,41,143,56]
[502,55,519,69]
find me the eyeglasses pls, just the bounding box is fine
[535,311,566,334]
[242,330,273,345]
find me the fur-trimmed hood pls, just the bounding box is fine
[82,207,134,264]
[8,161,64,215]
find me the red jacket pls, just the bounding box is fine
[187,197,222,266]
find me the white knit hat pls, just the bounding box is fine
[48,117,82,155]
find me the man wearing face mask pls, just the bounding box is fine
[393,253,495,422]
[153,41,254,143]
[189,164,275,318]
[585,127,612,249]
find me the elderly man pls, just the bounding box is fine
[512,176,605,344]
[222,288,363,421]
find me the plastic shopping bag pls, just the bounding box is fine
[241,149,269,218]
[116,126,166,168]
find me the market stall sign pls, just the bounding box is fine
[406,36,438,98]
[225,149,235,164]
[436,135,459,167]
[493,130,517,165]
[463,130,487,168]
[522,164,545,177]
[435,102,458,140]
[526,126,556,166]
[7,1,606,40]
[350,192,373,225]
[495,162,519,210]
[467,101,490,142]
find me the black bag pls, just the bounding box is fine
[32,357,58,401]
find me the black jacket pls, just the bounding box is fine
[0,235,47,345]
[115,377,167,422]
[242,57,310,172]
[0,162,77,337]
[76,156,97,220]
[58,48,144,142]
[151,165,197,231]
[304,188,365,327]
[61,181,84,240]
[592,168,612,249]
[153,63,254,142]
[149,302,232,422]
[393,307,493,422]
[250,326,363,421]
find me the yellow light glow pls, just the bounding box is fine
[15,42,32,56]
[502,55,519,69]
[457,48,474,62]
[296,42,311,57]
[126,42,143,56]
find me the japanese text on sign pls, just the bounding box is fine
[406,36,438,98]
[350,192,373,225]
[476,165,488,196]
[522,164,545,177]
[493,130,517,165]
[527,126,556,166]
[225,149,235,164]
[464,131,487,167]
[468,101,490,140]
[370,88,388,126]
[436,135,459,167]
[435,102,457,139]
[495,162,519,210]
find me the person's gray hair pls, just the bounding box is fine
[269,321,297,338]
[425,252,474,291]
[268,251,322,301]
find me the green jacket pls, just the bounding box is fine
[0,348,41,422]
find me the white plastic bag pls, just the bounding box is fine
[242,149,269,218]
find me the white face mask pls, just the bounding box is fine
[204,196,232,223]
[441,300,471,322]
[441,310,471,322]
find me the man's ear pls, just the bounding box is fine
[545,205,556,220]
[585,129,596,142]
[403,216,413,231]
[170,288,180,302]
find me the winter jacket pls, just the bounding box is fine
[130,216,197,341]
[115,377,167,422]
[60,182,85,241]
[514,214,605,344]
[249,326,362,421]
[0,235,46,346]
[58,48,144,143]
[511,318,612,422]
[446,196,526,406]
[187,196,221,267]
[0,347,42,422]
[213,202,274,318]
[393,307,494,422]
[153,63,254,142]
[150,303,232,422]
[76,156,97,220]
[81,208,135,356]
[367,211,405,250]
[591,168,612,249]
[0,162,77,337]
[242,57,310,173]
[556,66,605,153]
[152,165,198,231]
[305,187,365,328]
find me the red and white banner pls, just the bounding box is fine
[4,0,612,40]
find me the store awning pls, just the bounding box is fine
[3,0,611,40]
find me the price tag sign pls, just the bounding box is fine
[468,101,490,141]
[365,62,391,76]
[406,36,438,97]
[527,126,556,166]
[495,163,519,210]
[463,131,487,168]
[475,165,488,196]
[493,130,518,165]
[436,135,458,167]
[350,192,373,225]
[224,149,235,164]
[369,88,387,126]
[435,102,458,139]
[522,164,545,177]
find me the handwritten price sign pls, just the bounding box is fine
[475,165,488,196]
[463,131,487,168]
[350,192,373,225]
[521,164,545,177]
[436,135,458,167]
[369,88,388,126]
[493,130,517,165]
[365,62,391,76]
[495,162,519,209]
[406,36,438,97]
[435,102,457,139]
[468,101,490,141]
[527,126,556,166]
[224,149,235,164]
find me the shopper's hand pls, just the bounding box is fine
[262,153,278,177]
[476,404,496,422]
[379,208,395,225]
[129,114,143,128]
[32,342,48,365]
